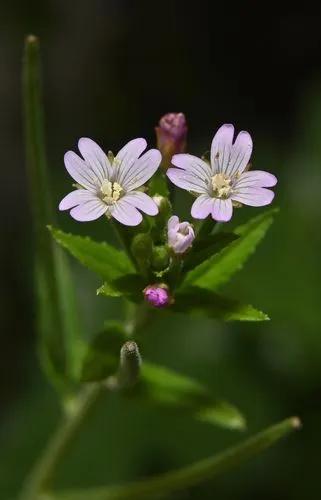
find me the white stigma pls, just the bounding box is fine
[211,173,232,199]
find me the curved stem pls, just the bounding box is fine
[19,383,104,500]
[53,417,301,500]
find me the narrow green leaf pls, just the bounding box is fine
[23,35,83,390]
[97,283,122,298]
[198,401,246,429]
[97,274,146,302]
[50,227,135,282]
[54,417,300,500]
[174,286,269,321]
[180,209,278,291]
[183,232,238,272]
[130,362,246,431]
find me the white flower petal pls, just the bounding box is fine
[210,124,234,174]
[231,187,275,206]
[167,168,208,193]
[124,191,158,216]
[171,154,211,184]
[210,125,253,177]
[212,198,233,222]
[70,199,107,221]
[111,199,143,226]
[59,189,97,210]
[191,194,214,219]
[78,138,112,183]
[227,131,253,176]
[115,138,147,186]
[121,149,161,191]
[234,170,277,188]
[64,151,98,191]
[167,215,180,232]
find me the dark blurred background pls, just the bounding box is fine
[1,1,321,498]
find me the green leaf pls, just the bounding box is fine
[50,228,135,282]
[80,322,126,382]
[183,232,238,272]
[130,362,246,431]
[96,283,122,298]
[54,417,300,500]
[173,286,269,321]
[23,35,83,391]
[180,209,278,291]
[97,274,146,302]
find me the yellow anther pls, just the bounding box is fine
[101,180,123,204]
[211,173,232,199]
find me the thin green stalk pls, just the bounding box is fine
[23,34,83,389]
[111,220,137,267]
[53,417,300,500]
[19,384,104,500]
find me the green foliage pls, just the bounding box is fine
[174,287,269,321]
[131,233,153,275]
[183,232,238,272]
[134,362,246,430]
[50,228,134,281]
[148,170,170,198]
[180,209,278,292]
[80,322,126,382]
[97,274,146,302]
[23,36,83,391]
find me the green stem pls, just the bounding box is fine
[23,34,83,389]
[19,384,104,500]
[111,220,137,268]
[53,417,301,500]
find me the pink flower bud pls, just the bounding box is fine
[143,284,170,308]
[167,215,195,254]
[155,113,187,169]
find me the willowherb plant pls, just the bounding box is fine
[20,35,300,500]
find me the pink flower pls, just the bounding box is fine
[167,124,277,222]
[143,284,170,308]
[59,138,161,226]
[167,215,195,254]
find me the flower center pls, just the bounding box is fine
[211,173,232,199]
[100,180,123,204]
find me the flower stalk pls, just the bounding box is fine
[43,417,300,500]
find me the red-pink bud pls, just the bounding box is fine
[143,284,171,308]
[155,112,187,169]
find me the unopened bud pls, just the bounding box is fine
[155,112,187,169]
[143,284,171,308]
[168,215,195,254]
[118,341,141,388]
[151,245,170,271]
[131,232,153,274]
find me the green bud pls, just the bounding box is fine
[151,245,170,271]
[150,195,172,244]
[117,341,141,388]
[131,232,153,274]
